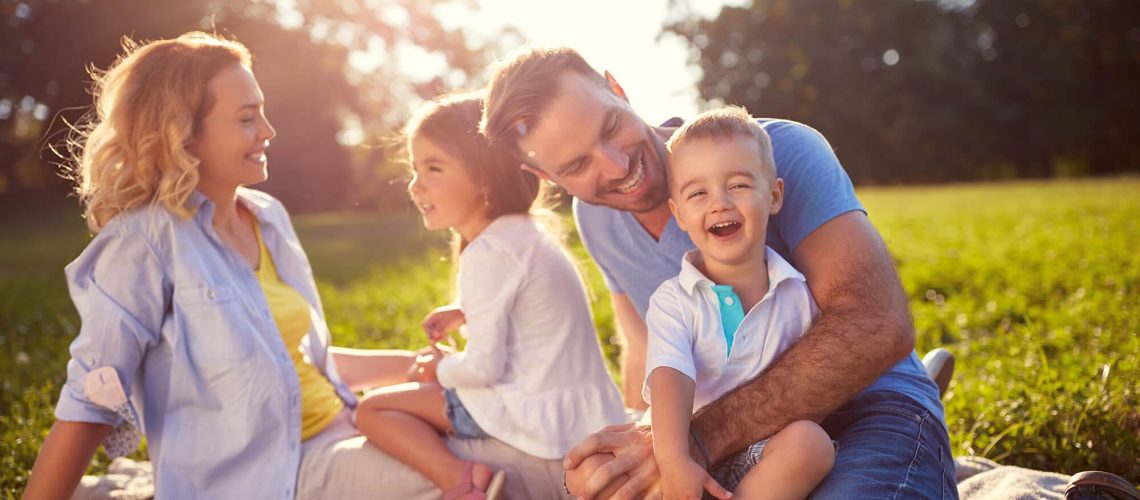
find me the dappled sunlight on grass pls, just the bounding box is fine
[1,179,1137,493]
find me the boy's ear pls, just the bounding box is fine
[604,71,629,103]
[668,197,687,232]
[770,178,785,214]
[521,163,550,182]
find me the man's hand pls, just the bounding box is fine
[565,422,659,499]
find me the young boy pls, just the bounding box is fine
[645,106,836,499]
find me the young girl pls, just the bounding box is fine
[353,92,626,499]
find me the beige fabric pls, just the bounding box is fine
[71,458,154,500]
[297,409,571,500]
[955,456,1068,500]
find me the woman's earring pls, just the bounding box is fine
[482,191,490,208]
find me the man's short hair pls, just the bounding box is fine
[480,46,609,161]
[665,106,777,181]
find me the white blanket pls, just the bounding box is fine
[72,456,1073,499]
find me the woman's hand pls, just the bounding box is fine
[422,305,466,344]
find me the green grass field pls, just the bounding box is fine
[1,179,1137,495]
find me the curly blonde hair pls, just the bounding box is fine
[67,32,252,232]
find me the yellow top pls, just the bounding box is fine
[254,222,344,440]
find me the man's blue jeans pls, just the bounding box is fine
[810,391,958,499]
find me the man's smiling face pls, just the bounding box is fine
[516,71,669,213]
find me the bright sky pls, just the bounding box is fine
[430,0,746,125]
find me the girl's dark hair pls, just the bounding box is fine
[405,90,543,222]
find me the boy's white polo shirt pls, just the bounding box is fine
[642,247,819,411]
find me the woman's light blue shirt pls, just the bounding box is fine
[55,188,357,499]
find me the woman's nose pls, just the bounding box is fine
[260,115,277,142]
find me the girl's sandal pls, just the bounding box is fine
[444,462,507,500]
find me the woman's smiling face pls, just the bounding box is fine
[190,64,276,193]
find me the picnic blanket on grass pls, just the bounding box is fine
[72,456,1073,499]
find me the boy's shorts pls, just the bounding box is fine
[709,439,769,492]
[443,388,491,439]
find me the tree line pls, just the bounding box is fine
[2,0,1137,213]
[667,0,1140,184]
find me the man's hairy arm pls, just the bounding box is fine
[691,211,915,463]
[612,293,650,411]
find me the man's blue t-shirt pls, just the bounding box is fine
[574,118,944,423]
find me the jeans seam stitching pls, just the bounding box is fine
[892,410,929,499]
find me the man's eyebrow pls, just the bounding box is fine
[554,108,618,176]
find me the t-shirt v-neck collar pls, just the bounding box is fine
[621,209,684,248]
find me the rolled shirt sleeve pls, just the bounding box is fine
[642,283,697,406]
[437,239,524,389]
[56,219,166,428]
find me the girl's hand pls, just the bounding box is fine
[408,348,443,384]
[422,305,466,343]
[658,456,732,500]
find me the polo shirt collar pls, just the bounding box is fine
[677,247,807,296]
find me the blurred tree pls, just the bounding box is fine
[665,0,1140,184]
[0,0,495,212]
[969,0,1140,178]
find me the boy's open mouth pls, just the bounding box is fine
[708,221,741,238]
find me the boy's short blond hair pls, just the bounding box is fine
[665,106,776,183]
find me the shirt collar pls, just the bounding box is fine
[677,247,807,296]
[188,187,276,228]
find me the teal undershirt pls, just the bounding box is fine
[710,284,745,357]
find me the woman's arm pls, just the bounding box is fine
[23,421,111,500]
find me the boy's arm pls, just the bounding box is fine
[612,293,649,410]
[648,367,695,465]
[650,368,734,500]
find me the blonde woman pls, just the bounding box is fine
[24,32,570,500]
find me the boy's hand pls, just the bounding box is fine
[423,305,466,343]
[657,456,732,500]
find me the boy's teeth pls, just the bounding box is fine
[708,221,741,236]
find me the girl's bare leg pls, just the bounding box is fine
[355,382,494,492]
[733,420,835,500]
[329,347,416,391]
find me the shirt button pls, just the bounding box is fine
[207,289,216,300]
[725,296,735,306]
